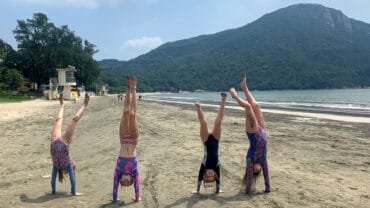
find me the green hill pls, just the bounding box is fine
[99,4,370,92]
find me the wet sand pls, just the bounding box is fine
[0,96,369,207]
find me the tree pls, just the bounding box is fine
[13,13,100,88]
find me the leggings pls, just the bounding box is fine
[51,163,76,194]
[112,157,140,201]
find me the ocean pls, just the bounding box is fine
[142,89,370,117]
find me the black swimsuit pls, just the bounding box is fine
[197,134,220,192]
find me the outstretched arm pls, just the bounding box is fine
[112,166,120,201]
[245,158,254,194]
[262,159,270,193]
[133,167,140,201]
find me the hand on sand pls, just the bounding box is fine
[134,197,142,202]
[215,190,224,194]
[191,190,200,194]
[239,73,247,90]
[239,188,246,194]
[84,93,90,106]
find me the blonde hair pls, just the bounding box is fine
[58,161,76,183]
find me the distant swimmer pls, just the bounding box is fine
[48,93,90,196]
[112,75,141,202]
[192,92,226,194]
[230,73,270,194]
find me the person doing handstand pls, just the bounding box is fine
[192,92,226,194]
[230,74,270,194]
[49,93,89,196]
[112,75,141,202]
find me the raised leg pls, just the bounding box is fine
[211,92,226,140]
[51,94,64,141]
[128,76,139,139]
[230,88,258,133]
[240,74,265,129]
[120,76,131,138]
[195,102,209,141]
[63,93,89,144]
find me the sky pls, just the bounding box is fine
[1,0,370,61]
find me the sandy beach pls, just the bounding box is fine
[0,96,369,208]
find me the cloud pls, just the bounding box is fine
[124,36,163,50]
[121,36,163,59]
[17,0,158,9]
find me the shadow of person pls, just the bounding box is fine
[163,191,267,208]
[19,192,73,203]
[98,200,136,208]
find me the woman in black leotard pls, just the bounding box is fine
[192,92,226,194]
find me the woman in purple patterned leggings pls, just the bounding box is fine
[49,93,89,196]
[230,74,270,194]
[112,75,140,202]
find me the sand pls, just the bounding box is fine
[0,96,369,208]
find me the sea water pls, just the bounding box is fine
[143,89,370,116]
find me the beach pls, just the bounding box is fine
[0,96,369,208]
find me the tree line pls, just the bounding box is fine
[0,13,100,98]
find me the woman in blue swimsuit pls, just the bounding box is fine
[230,74,270,194]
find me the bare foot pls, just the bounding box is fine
[130,75,137,89]
[84,93,90,106]
[59,94,64,106]
[240,73,247,89]
[220,92,227,99]
[191,190,199,194]
[229,88,238,99]
[195,101,201,108]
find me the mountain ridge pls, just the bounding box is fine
[99,3,370,92]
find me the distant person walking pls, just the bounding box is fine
[192,92,226,194]
[112,75,141,202]
[49,93,89,196]
[230,74,270,194]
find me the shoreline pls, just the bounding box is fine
[142,98,370,123]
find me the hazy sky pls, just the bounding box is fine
[1,0,370,61]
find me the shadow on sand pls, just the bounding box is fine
[19,192,73,204]
[163,192,266,208]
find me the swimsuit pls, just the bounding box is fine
[50,138,76,194]
[120,135,138,145]
[112,135,140,201]
[197,134,221,192]
[245,126,270,193]
[112,157,140,201]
